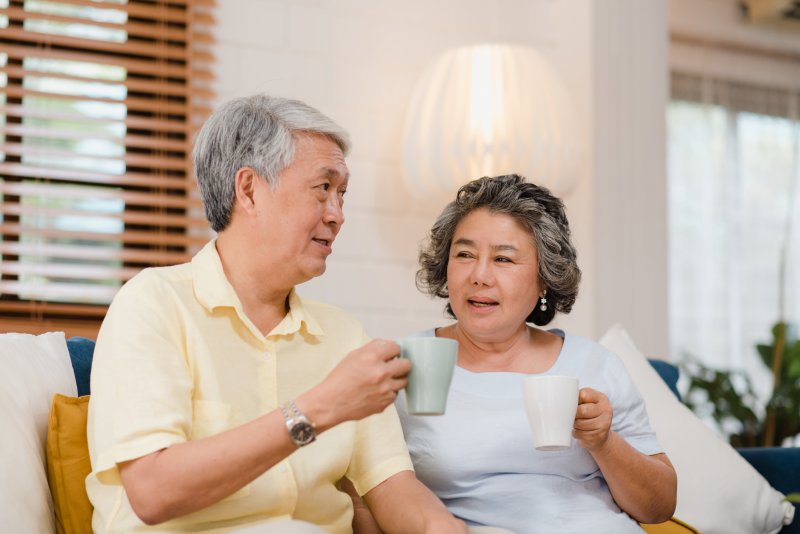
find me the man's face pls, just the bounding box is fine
[253,133,349,286]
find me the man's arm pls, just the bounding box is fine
[119,339,410,524]
[119,410,295,524]
[363,471,468,534]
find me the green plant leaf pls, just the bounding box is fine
[756,343,774,369]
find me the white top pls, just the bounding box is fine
[396,329,661,534]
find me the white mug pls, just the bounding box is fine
[522,375,579,451]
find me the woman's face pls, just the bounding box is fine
[447,208,541,342]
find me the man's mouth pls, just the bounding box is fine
[312,238,331,247]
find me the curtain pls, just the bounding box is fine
[668,71,800,398]
[0,0,215,338]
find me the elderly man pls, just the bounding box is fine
[85,94,468,533]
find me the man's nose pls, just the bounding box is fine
[324,195,344,227]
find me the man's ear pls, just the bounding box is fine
[233,167,259,215]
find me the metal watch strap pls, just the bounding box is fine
[281,399,316,447]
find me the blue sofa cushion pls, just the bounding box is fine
[67,337,95,397]
[647,358,681,401]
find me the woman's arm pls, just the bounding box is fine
[573,387,678,523]
[363,471,468,534]
[338,478,384,534]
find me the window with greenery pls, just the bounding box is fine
[668,71,800,443]
[0,0,214,338]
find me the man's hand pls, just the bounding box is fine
[300,340,410,430]
[572,387,613,452]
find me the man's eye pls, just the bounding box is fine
[496,256,512,263]
[455,251,472,258]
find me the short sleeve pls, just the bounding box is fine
[346,403,414,496]
[604,351,663,456]
[88,273,193,483]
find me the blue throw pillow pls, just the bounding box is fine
[66,337,95,397]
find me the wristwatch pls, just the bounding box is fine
[280,399,316,447]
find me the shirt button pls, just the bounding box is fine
[277,464,287,473]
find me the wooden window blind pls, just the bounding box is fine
[0,0,215,338]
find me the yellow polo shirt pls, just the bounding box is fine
[86,240,413,533]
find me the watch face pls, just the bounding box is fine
[290,420,316,445]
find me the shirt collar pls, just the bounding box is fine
[191,239,325,339]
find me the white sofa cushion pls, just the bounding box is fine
[0,332,78,533]
[599,323,793,534]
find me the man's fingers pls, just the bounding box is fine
[390,377,408,392]
[387,356,411,378]
[368,339,400,361]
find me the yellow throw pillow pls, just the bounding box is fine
[46,393,93,534]
[641,517,701,533]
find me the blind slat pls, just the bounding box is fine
[0,26,193,62]
[0,162,191,189]
[1,143,191,172]
[0,300,107,318]
[0,124,190,152]
[0,280,119,302]
[1,261,141,282]
[0,66,214,99]
[0,182,203,209]
[1,0,192,26]
[0,242,193,264]
[2,44,200,78]
[0,203,207,228]
[1,86,191,115]
[0,223,209,247]
[0,5,192,41]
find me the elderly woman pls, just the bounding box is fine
[396,174,677,534]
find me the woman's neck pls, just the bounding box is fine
[439,323,562,374]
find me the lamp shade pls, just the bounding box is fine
[402,44,583,198]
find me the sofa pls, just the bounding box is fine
[1,328,798,533]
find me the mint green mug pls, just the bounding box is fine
[397,337,458,415]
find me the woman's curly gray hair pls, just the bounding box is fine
[416,174,581,326]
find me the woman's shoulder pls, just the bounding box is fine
[556,329,625,370]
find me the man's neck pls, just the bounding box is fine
[215,234,292,335]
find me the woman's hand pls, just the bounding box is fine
[572,387,613,452]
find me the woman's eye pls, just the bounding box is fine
[495,256,512,263]
[455,251,472,258]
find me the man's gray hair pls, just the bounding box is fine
[417,174,581,326]
[192,94,351,232]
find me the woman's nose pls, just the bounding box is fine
[470,259,493,286]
